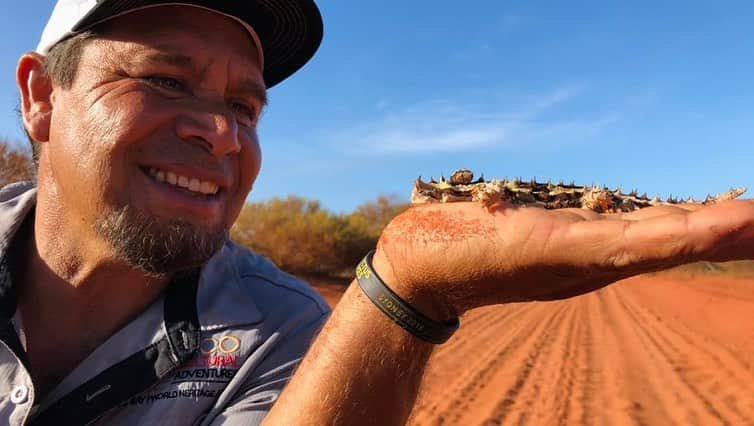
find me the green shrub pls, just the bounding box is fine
[0,139,33,187]
[231,195,408,276]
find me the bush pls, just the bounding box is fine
[231,195,408,276]
[0,139,33,187]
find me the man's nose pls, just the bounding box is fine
[175,104,241,157]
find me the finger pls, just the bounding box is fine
[548,203,703,223]
[616,203,704,221]
[554,199,754,277]
[619,197,754,219]
[609,199,754,270]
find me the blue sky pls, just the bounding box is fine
[2,1,754,212]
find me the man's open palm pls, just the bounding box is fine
[378,199,754,315]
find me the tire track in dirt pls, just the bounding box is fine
[576,297,599,426]
[552,300,581,426]
[625,276,754,371]
[480,301,577,426]
[623,288,753,395]
[591,288,659,426]
[480,303,572,425]
[617,287,754,425]
[410,305,529,423]
[587,289,657,426]
[612,287,711,425]
[615,286,746,426]
[625,279,754,373]
[439,304,568,426]
[618,291,732,424]
[509,301,582,426]
[313,275,754,426]
[656,315,754,419]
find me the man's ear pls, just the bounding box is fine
[17,52,53,143]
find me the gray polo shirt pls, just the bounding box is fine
[0,182,331,425]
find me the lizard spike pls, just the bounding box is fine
[440,174,446,183]
[630,189,637,197]
[429,177,437,184]
[640,192,647,200]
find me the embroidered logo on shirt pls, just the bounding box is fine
[200,335,241,355]
[128,334,244,405]
[172,334,242,384]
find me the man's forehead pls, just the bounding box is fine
[139,44,259,72]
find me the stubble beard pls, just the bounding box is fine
[94,205,227,276]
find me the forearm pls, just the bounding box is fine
[263,280,436,425]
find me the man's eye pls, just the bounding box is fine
[145,76,186,92]
[231,102,257,126]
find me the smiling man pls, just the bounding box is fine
[3,1,329,424]
[4,1,754,425]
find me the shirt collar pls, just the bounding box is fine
[0,182,37,257]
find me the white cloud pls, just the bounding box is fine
[327,85,616,154]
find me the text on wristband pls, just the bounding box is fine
[377,291,426,332]
[356,259,372,280]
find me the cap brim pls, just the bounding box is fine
[73,0,323,88]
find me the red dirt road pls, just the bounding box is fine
[310,274,754,426]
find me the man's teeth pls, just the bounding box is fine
[148,167,219,195]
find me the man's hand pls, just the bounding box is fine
[267,198,754,426]
[375,199,754,319]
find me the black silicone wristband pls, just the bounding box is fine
[355,250,460,344]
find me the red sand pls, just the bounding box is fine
[309,274,754,425]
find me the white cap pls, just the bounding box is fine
[36,0,264,70]
[34,0,324,88]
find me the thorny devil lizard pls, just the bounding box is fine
[411,169,747,213]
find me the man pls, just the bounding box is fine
[3,0,754,425]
